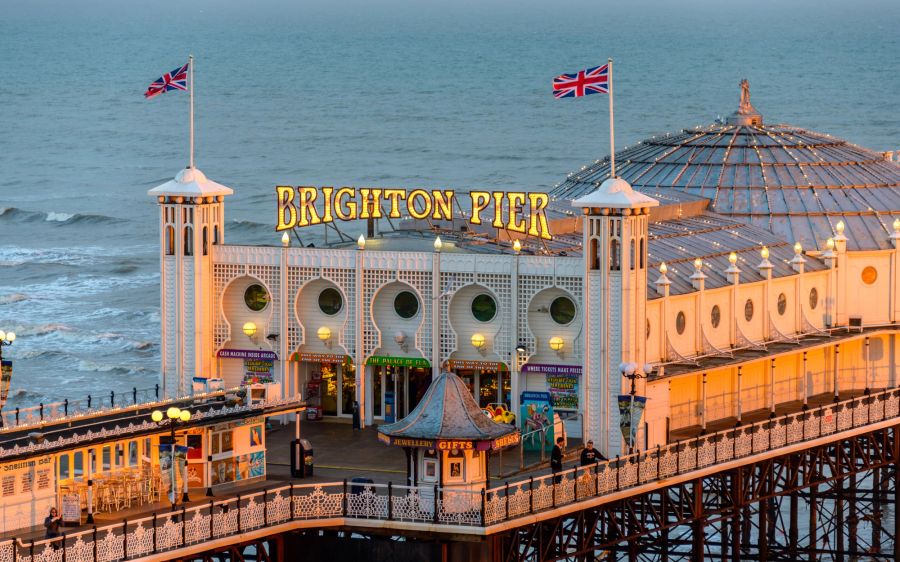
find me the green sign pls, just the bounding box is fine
[366,356,431,368]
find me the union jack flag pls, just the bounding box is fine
[144,62,189,99]
[552,64,609,99]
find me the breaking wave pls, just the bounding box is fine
[0,207,124,226]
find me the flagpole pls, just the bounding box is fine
[189,54,194,169]
[608,57,616,178]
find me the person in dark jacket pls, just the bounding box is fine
[580,440,606,466]
[551,436,564,483]
[44,507,61,539]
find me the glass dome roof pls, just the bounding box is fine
[552,117,900,251]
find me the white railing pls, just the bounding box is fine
[0,386,161,430]
[6,387,900,562]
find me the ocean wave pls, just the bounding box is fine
[75,359,153,376]
[0,294,28,305]
[0,206,124,226]
[13,323,75,337]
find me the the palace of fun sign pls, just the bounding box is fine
[276,186,553,240]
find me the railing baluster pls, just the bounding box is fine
[387,482,393,520]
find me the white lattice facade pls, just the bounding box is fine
[153,167,900,455]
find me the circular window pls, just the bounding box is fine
[471,294,497,322]
[244,284,269,312]
[676,312,686,335]
[394,291,420,319]
[744,299,754,322]
[862,266,877,285]
[710,305,721,329]
[809,288,819,310]
[777,293,787,316]
[550,296,576,325]
[318,288,343,316]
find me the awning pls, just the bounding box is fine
[521,363,582,375]
[445,359,508,371]
[366,356,430,368]
[290,352,348,364]
[216,349,278,361]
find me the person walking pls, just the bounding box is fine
[580,440,606,466]
[551,436,564,483]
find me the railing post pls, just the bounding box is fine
[676,441,681,474]
[237,494,242,531]
[387,482,393,520]
[263,489,268,526]
[12,537,17,562]
[39,403,43,421]
[289,483,295,521]
[110,390,115,407]
[713,434,718,465]
[61,533,66,562]
[616,456,621,490]
[695,439,700,467]
[133,387,138,405]
[29,541,33,562]
[505,482,510,520]
[181,506,186,545]
[769,420,773,450]
[14,407,19,426]
[92,526,97,562]
[594,462,600,496]
[529,476,534,513]
[152,513,157,553]
[732,428,737,458]
[123,520,127,556]
[209,500,214,538]
[480,487,486,526]
[433,484,439,523]
[64,399,68,417]
[155,383,160,399]
[342,479,348,516]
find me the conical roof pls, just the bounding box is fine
[379,371,515,441]
[147,167,234,198]
[552,89,900,251]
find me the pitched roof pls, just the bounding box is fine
[378,371,516,441]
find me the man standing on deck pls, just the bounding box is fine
[580,440,606,466]
[551,436,564,483]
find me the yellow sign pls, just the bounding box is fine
[276,186,552,240]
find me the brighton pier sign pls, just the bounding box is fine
[276,186,553,240]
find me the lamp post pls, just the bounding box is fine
[0,330,16,428]
[151,406,192,510]
[619,362,646,453]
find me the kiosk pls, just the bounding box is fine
[378,372,519,504]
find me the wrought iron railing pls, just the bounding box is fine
[0,386,161,429]
[5,387,900,562]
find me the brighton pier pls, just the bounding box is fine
[2,83,900,561]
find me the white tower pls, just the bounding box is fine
[149,168,233,398]
[573,178,658,457]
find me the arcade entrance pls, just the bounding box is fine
[372,365,430,421]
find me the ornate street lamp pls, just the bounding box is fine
[151,406,192,509]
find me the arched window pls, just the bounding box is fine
[165,226,175,256]
[183,226,193,256]
[213,225,220,245]
[639,238,645,269]
[202,226,209,256]
[630,239,636,270]
[609,239,620,271]
[590,238,600,270]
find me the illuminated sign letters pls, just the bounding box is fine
[276,186,552,240]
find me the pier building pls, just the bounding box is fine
[151,84,900,460]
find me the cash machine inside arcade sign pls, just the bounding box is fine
[276,186,553,240]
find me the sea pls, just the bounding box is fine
[0,0,898,409]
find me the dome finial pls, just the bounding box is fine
[739,79,752,113]
[727,78,762,125]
